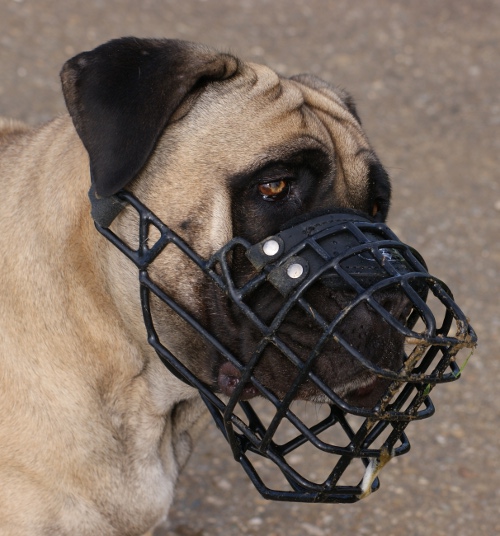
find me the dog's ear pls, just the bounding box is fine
[61,37,239,197]
[289,74,362,124]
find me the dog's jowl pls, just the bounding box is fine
[0,38,475,535]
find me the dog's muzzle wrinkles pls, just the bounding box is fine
[90,187,476,504]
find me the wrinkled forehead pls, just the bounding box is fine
[164,61,377,208]
[178,63,366,160]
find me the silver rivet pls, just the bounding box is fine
[263,239,280,256]
[287,263,304,279]
[380,248,393,261]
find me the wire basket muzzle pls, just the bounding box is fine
[93,191,477,503]
[197,211,475,502]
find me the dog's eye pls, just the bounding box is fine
[372,202,379,217]
[258,179,290,201]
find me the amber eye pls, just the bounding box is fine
[372,202,379,217]
[258,179,290,201]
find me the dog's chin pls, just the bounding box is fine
[294,375,391,409]
[217,361,391,409]
[340,375,392,409]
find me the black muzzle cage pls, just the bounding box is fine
[90,187,476,504]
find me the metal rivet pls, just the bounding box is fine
[263,239,280,256]
[287,263,304,279]
[380,248,393,261]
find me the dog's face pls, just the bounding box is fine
[62,38,404,409]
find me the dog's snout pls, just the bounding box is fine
[378,290,413,324]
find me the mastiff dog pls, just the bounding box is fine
[0,37,453,535]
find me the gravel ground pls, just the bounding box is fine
[1,1,499,535]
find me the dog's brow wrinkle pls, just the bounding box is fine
[299,104,335,152]
[267,80,283,102]
[247,63,305,109]
[247,62,280,90]
[231,137,330,180]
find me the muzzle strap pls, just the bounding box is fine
[88,183,193,386]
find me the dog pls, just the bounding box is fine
[0,37,397,535]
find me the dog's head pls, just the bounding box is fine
[61,37,401,408]
[60,37,476,502]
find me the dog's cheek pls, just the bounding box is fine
[107,201,206,350]
[207,189,233,256]
[99,231,145,340]
[146,255,217,382]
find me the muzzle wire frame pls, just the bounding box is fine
[94,189,476,503]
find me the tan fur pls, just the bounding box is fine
[0,49,380,535]
[0,115,206,534]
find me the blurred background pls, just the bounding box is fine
[1,1,498,534]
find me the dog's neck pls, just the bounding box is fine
[1,115,197,406]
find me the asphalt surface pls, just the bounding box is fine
[1,1,499,535]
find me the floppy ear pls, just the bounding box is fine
[61,37,239,197]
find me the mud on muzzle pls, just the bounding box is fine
[90,187,476,504]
